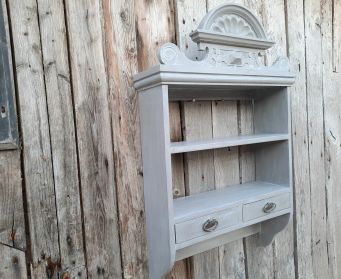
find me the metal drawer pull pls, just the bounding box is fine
[263,202,276,213]
[202,218,219,232]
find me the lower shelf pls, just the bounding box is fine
[173,181,291,249]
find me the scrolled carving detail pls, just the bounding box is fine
[210,14,256,38]
[158,43,181,65]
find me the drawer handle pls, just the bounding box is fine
[263,202,276,213]
[202,218,219,232]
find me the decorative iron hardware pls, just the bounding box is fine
[263,202,277,213]
[202,218,219,232]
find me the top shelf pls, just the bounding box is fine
[170,133,288,154]
[134,65,295,91]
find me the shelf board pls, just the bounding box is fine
[170,133,288,154]
[174,181,290,223]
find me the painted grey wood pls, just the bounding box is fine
[0,0,18,149]
[139,85,175,279]
[176,205,291,251]
[134,65,295,91]
[170,133,288,154]
[175,205,241,243]
[254,88,289,133]
[174,181,290,222]
[243,193,291,221]
[176,224,260,261]
[134,3,294,277]
[255,141,290,186]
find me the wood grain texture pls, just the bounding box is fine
[333,0,341,72]
[64,0,122,277]
[36,0,86,274]
[0,150,25,249]
[285,0,314,278]
[0,244,27,279]
[304,1,330,278]
[7,0,60,277]
[321,0,340,277]
[0,0,25,251]
[4,1,341,278]
[103,0,146,277]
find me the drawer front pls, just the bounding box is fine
[243,193,291,222]
[175,206,241,244]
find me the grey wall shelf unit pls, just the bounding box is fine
[134,4,295,279]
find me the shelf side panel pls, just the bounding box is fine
[139,85,175,278]
[254,88,289,134]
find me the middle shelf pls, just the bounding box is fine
[170,133,289,154]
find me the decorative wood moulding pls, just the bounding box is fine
[134,4,295,279]
[134,4,294,91]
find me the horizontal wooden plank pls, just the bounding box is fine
[174,181,290,222]
[170,133,288,153]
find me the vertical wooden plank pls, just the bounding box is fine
[333,0,341,72]
[64,0,122,277]
[0,244,27,278]
[321,0,340,277]
[36,0,86,275]
[7,0,60,277]
[0,0,25,251]
[134,1,180,278]
[304,1,330,278]
[285,0,314,278]
[102,0,145,277]
[0,151,25,249]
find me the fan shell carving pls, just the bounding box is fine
[210,14,256,38]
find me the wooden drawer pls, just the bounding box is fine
[175,206,241,244]
[243,193,291,222]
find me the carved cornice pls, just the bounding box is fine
[134,4,295,90]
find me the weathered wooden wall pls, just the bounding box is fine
[0,0,340,278]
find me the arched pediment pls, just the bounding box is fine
[196,4,267,40]
[154,3,290,73]
[190,4,274,50]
